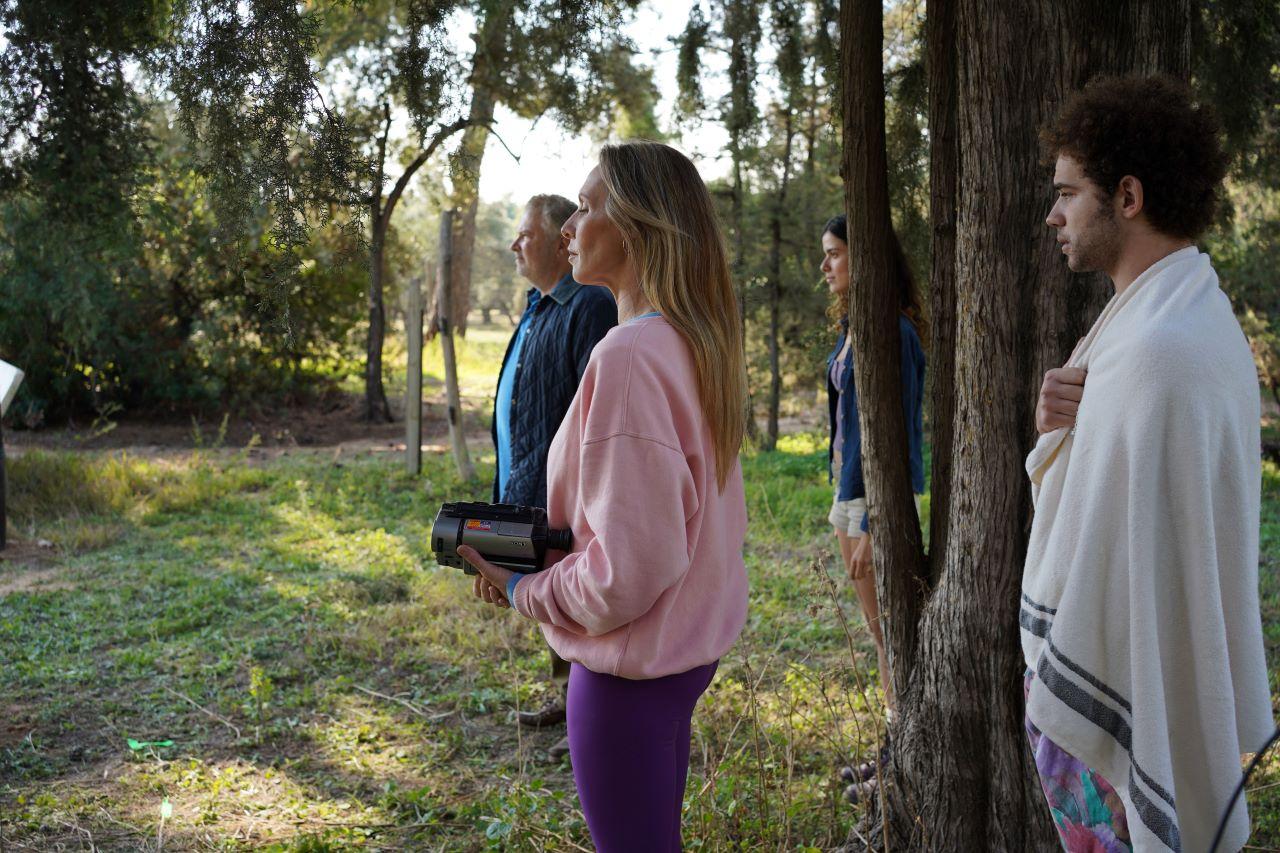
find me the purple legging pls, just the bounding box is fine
[567,660,718,852]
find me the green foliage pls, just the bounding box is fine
[0,0,664,420]
[591,44,668,141]
[675,4,711,118]
[1193,0,1280,183]
[0,0,160,421]
[165,0,360,261]
[722,0,764,141]
[1190,2,1280,401]
[1207,183,1280,399]
[472,0,649,132]
[0,104,372,421]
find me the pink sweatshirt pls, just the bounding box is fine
[512,316,749,679]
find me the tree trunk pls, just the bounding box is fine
[923,0,957,578]
[732,157,760,443]
[765,111,795,451]
[839,0,1192,849]
[365,215,394,423]
[364,104,394,423]
[444,3,510,339]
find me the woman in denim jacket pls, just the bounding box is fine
[820,214,926,803]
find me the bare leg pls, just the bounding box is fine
[836,528,893,714]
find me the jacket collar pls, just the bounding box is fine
[547,272,583,306]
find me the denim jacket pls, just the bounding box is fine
[827,314,926,512]
[491,274,617,508]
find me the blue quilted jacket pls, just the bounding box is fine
[491,274,617,508]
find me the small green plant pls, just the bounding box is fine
[80,401,123,442]
[249,665,274,740]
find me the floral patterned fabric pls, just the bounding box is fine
[1024,669,1132,852]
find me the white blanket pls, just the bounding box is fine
[1021,246,1273,852]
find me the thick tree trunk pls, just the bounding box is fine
[840,0,1192,849]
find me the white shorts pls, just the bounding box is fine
[828,493,922,538]
[828,496,868,537]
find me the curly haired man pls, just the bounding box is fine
[1020,75,1273,852]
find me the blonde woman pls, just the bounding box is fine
[460,141,749,851]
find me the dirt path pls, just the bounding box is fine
[3,390,493,458]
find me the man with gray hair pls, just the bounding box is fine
[495,194,616,758]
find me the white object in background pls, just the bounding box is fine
[0,359,23,416]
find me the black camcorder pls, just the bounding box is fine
[431,501,572,575]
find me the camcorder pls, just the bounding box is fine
[431,501,572,576]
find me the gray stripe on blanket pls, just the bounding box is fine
[1035,654,1181,851]
[1130,767,1183,852]
[1036,647,1176,809]
[1019,607,1052,638]
[1021,593,1058,616]
[1045,636,1134,714]
[1021,609,1137,718]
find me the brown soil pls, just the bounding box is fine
[0,702,35,749]
[3,389,487,456]
[0,536,61,571]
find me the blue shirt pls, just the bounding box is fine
[495,290,542,498]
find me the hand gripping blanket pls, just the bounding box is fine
[1021,247,1273,852]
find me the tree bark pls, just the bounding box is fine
[443,3,510,339]
[731,157,760,443]
[365,103,394,423]
[840,0,1192,849]
[923,0,957,580]
[764,111,795,451]
[405,273,423,474]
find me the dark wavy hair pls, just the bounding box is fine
[1039,75,1226,240]
[823,214,928,347]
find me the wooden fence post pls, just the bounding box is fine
[405,274,423,474]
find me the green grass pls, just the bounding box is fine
[0,437,876,851]
[0,437,1276,850]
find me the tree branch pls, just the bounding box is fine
[380,117,470,226]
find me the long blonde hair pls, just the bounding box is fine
[597,141,747,490]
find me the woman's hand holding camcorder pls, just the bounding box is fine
[458,544,515,610]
